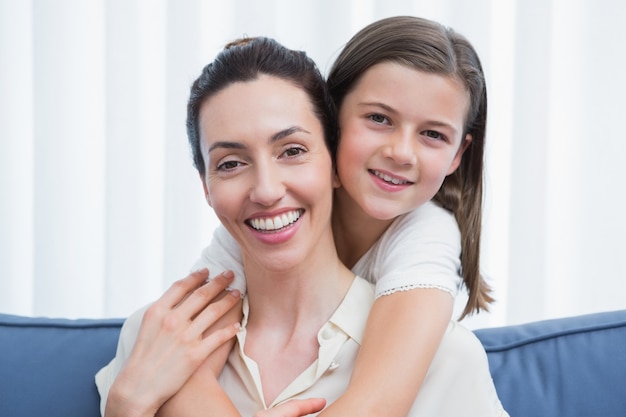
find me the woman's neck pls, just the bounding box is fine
[242,231,353,330]
[332,187,395,269]
[241,233,355,406]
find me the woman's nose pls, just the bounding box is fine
[249,163,286,206]
[382,130,417,166]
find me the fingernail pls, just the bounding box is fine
[229,289,241,298]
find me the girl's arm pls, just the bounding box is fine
[318,288,453,416]
[156,371,241,417]
[160,380,326,417]
[316,202,461,416]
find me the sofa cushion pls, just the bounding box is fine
[475,309,626,417]
[0,313,123,417]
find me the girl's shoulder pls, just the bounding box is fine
[387,201,459,242]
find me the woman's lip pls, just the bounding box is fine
[246,210,303,245]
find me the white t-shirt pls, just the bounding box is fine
[194,201,462,299]
[95,276,507,416]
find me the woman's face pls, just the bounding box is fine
[199,75,337,272]
[336,62,471,220]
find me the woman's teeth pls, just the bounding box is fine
[249,210,302,231]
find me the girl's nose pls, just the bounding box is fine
[382,130,417,166]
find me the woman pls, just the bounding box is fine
[96,36,506,417]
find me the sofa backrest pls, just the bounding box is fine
[0,314,123,417]
[475,309,626,417]
[2,310,626,417]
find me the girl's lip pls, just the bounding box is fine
[369,169,414,186]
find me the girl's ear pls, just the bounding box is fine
[447,133,472,175]
[201,174,213,207]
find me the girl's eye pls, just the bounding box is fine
[368,113,390,125]
[424,130,445,141]
[281,146,306,158]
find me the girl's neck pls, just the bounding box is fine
[332,187,395,269]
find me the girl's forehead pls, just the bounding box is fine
[353,62,467,100]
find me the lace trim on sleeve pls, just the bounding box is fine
[375,283,455,299]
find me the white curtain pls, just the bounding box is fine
[1,0,625,327]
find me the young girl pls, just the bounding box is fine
[321,15,493,415]
[176,15,494,416]
[96,35,506,417]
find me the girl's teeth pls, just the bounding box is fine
[374,170,407,185]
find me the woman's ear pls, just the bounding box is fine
[332,167,341,189]
[200,174,212,207]
[447,133,472,175]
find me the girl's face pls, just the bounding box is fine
[199,75,337,272]
[336,62,471,220]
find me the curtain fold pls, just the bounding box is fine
[1,0,625,325]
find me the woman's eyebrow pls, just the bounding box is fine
[208,141,246,153]
[269,126,310,143]
[208,126,310,153]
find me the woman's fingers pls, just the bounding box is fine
[158,268,212,308]
[176,270,235,318]
[254,398,327,417]
[110,269,241,414]
[190,286,241,339]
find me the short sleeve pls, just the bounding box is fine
[192,225,247,294]
[352,202,462,298]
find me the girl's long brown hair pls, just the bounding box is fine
[327,16,493,317]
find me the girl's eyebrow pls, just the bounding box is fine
[359,101,396,114]
[208,126,310,153]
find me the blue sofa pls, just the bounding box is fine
[1,310,625,417]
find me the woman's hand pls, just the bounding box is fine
[105,269,241,417]
[254,398,327,417]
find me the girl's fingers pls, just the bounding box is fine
[254,398,326,417]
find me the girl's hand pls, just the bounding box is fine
[105,269,241,417]
[254,398,327,417]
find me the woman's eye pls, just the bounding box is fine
[368,113,389,125]
[217,160,242,171]
[282,146,306,158]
